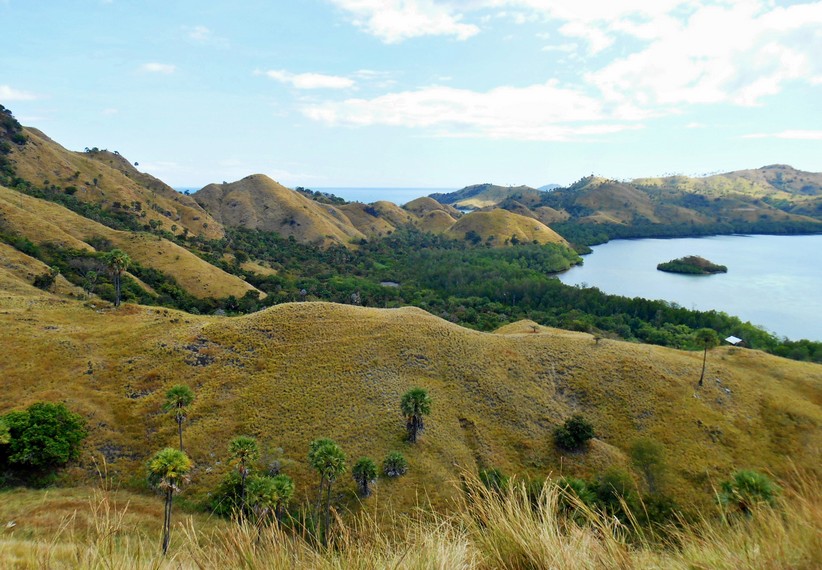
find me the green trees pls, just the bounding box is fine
[103,248,131,307]
[163,385,194,451]
[382,451,408,477]
[308,438,346,544]
[553,415,595,452]
[401,387,431,443]
[147,447,192,555]
[1,402,87,483]
[228,436,260,513]
[694,328,720,386]
[719,469,780,516]
[352,457,377,498]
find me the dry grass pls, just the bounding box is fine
[446,210,568,246]
[2,470,818,569]
[0,184,259,300]
[0,296,819,517]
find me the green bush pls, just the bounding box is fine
[1,402,87,485]
[553,415,595,451]
[719,469,780,516]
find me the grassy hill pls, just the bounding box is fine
[8,128,224,240]
[1,291,819,515]
[194,175,367,247]
[446,209,568,246]
[430,183,544,210]
[0,184,258,300]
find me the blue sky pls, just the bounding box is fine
[2,0,821,192]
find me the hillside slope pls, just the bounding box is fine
[194,175,366,247]
[446,209,568,246]
[0,184,259,299]
[8,128,223,239]
[430,184,543,209]
[1,295,818,513]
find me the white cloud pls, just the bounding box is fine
[141,63,176,74]
[301,80,642,140]
[0,85,39,101]
[587,2,822,108]
[261,70,355,90]
[184,25,229,47]
[328,0,480,43]
[742,130,822,140]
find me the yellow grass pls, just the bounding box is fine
[2,470,818,569]
[12,128,224,240]
[446,210,568,246]
[0,296,819,516]
[0,184,259,299]
[195,175,366,247]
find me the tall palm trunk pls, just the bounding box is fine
[162,488,173,554]
[699,346,708,387]
[114,272,121,307]
[323,479,333,547]
[177,415,184,451]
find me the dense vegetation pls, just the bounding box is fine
[657,255,728,275]
[185,227,820,362]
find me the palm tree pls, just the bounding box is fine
[382,451,408,478]
[229,436,259,514]
[147,447,192,555]
[352,457,377,498]
[103,248,130,307]
[694,328,720,387]
[401,387,431,443]
[247,474,295,524]
[163,385,194,451]
[719,469,780,517]
[308,438,346,545]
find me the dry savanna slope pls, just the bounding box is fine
[1,289,819,514]
[430,184,544,209]
[446,209,568,246]
[0,184,259,299]
[8,128,223,239]
[194,175,366,247]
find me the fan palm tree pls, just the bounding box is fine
[401,387,431,443]
[352,457,377,498]
[163,385,194,451]
[103,249,130,307]
[147,447,192,555]
[694,328,720,387]
[308,438,346,545]
[229,436,259,514]
[247,474,295,524]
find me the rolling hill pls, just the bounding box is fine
[0,291,819,514]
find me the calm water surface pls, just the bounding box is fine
[556,234,822,341]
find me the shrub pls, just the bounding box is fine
[553,415,595,451]
[382,451,408,477]
[719,470,780,516]
[479,467,509,493]
[1,402,87,484]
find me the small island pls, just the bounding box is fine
[657,255,728,275]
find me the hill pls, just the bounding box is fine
[8,127,224,240]
[430,184,544,210]
[0,294,819,514]
[446,209,568,246]
[194,175,366,247]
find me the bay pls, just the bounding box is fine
[556,234,822,341]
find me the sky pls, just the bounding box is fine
[2,0,821,194]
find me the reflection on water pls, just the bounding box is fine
[556,234,822,341]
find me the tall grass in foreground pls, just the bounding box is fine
[1,471,819,569]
